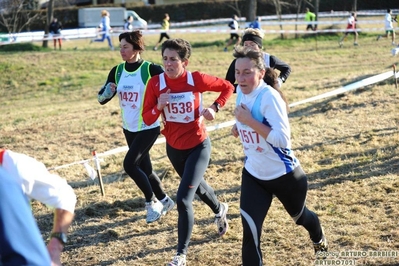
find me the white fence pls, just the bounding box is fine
[1,10,397,46]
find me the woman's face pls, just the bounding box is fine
[243,40,260,51]
[162,48,187,79]
[235,57,264,95]
[119,39,136,62]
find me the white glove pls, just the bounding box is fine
[98,82,115,102]
[103,82,115,98]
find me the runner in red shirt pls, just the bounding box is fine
[339,12,358,47]
[143,38,234,266]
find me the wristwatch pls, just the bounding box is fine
[50,232,68,245]
[212,102,221,112]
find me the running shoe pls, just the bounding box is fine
[376,35,381,41]
[215,202,229,236]
[166,253,186,266]
[145,200,163,223]
[338,41,343,48]
[161,195,175,216]
[314,229,328,259]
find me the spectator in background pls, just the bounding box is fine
[249,16,261,29]
[225,28,291,91]
[0,148,76,266]
[91,10,114,50]
[153,13,170,51]
[305,8,316,31]
[0,167,51,266]
[49,17,63,50]
[339,12,358,47]
[376,9,397,45]
[224,14,240,52]
[124,15,134,31]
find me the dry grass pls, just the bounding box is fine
[1,27,399,266]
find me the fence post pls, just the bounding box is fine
[92,150,105,196]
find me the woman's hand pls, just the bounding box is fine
[201,107,216,121]
[231,124,239,138]
[234,103,253,124]
[157,89,170,110]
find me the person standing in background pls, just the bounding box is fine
[339,12,358,47]
[305,8,316,31]
[153,13,170,51]
[376,9,397,45]
[0,148,76,266]
[98,31,174,224]
[224,14,240,52]
[49,17,63,50]
[249,16,261,29]
[91,10,114,50]
[124,15,134,31]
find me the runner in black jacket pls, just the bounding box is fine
[225,28,291,92]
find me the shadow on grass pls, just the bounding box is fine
[36,185,241,264]
[0,42,45,52]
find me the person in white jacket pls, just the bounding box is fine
[0,148,76,266]
[230,47,327,265]
[376,9,397,45]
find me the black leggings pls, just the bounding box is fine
[240,166,323,266]
[166,137,222,255]
[123,127,165,202]
[158,32,170,43]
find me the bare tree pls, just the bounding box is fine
[293,0,313,38]
[42,0,54,48]
[314,0,319,27]
[0,0,41,33]
[269,0,291,39]
[247,0,256,23]
[225,0,242,25]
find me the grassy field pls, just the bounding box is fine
[1,24,399,266]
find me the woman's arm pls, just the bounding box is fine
[269,55,291,84]
[142,78,162,126]
[196,72,234,108]
[98,66,117,105]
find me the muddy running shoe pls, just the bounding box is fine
[161,195,175,216]
[215,202,229,236]
[145,200,163,223]
[166,253,186,266]
[314,230,328,259]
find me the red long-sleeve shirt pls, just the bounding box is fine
[143,71,234,150]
